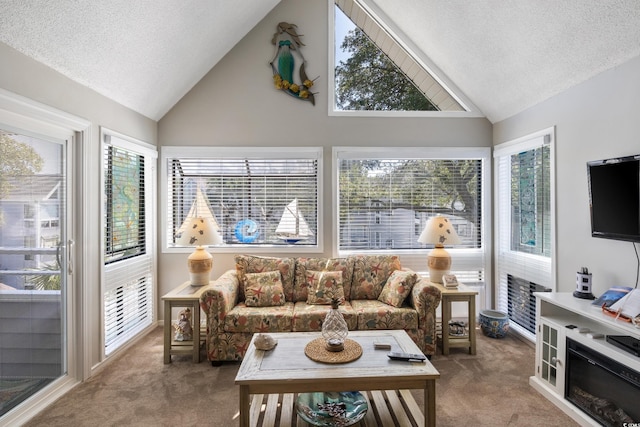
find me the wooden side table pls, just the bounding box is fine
[432,281,478,355]
[161,281,211,363]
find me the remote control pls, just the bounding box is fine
[387,352,426,362]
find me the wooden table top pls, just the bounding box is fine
[235,330,440,389]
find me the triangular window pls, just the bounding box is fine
[332,0,471,114]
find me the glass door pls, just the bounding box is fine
[0,128,70,416]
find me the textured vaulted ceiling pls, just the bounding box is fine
[1,0,639,122]
[369,0,640,122]
[0,0,281,120]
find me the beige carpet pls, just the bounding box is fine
[24,327,578,426]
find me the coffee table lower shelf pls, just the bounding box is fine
[248,389,424,427]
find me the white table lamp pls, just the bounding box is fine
[418,215,461,283]
[176,216,222,286]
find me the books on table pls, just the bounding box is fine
[609,289,640,319]
[591,286,633,308]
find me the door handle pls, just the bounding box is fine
[67,239,74,275]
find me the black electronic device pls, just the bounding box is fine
[587,154,640,243]
[387,352,426,362]
[606,335,640,357]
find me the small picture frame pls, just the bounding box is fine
[443,274,459,288]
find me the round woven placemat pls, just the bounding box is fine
[304,338,363,364]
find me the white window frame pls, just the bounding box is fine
[100,128,157,357]
[328,0,483,118]
[494,127,556,342]
[333,146,491,300]
[161,146,324,254]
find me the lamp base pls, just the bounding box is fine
[187,246,213,287]
[427,245,451,284]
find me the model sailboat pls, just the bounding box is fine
[275,198,313,244]
[176,187,222,238]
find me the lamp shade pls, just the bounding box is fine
[417,215,461,246]
[176,216,222,247]
[418,215,460,284]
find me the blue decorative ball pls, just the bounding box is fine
[234,219,259,243]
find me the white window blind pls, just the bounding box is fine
[103,131,156,356]
[103,258,153,355]
[334,147,489,285]
[164,147,321,249]
[494,129,555,341]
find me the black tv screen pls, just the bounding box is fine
[587,155,640,242]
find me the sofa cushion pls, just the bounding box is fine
[378,270,418,307]
[306,270,345,305]
[292,301,357,332]
[350,255,402,300]
[293,257,354,302]
[244,271,286,307]
[351,299,418,330]
[235,255,296,301]
[224,302,294,333]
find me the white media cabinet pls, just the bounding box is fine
[531,292,640,426]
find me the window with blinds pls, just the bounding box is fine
[334,147,489,284]
[510,146,552,256]
[164,147,321,248]
[494,128,555,342]
[104,145,145,264]
[103,131,156,356]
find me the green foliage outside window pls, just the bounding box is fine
[335,28,437,111]
[339,159,481,250]
[0,133,43,225]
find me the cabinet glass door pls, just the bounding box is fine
[541,323,559,386]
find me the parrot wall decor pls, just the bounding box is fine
[270,22,317,105]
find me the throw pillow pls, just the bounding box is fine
[244,271,286,307]
[293,257,354,302]
[378,270,418,307]
[235,255,295,301]
[351,255,402,300]
[306,270,345,305]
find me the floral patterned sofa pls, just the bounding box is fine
[199,254,442,364]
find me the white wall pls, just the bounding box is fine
[0,42,157,371]
[494,55,640,296]
[157,0,493,300]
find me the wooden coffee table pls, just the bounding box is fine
[235,330,440,427]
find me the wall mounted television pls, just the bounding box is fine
[587,154,640,243]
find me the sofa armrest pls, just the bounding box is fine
[410,278,442,317]
[200,269,239,328]
[410,278,442,355]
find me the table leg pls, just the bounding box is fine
[425,380,436,427]
[468,295,476,355]
[192,302,200,363]
[239,385,250,427]
[441,297,451,355]
[163,301,172,364]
